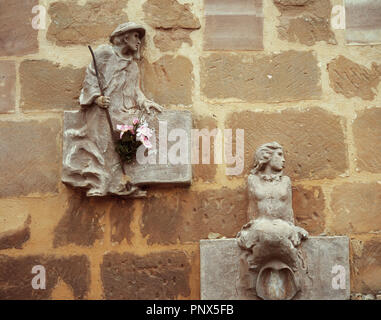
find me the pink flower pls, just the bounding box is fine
[133,118,139,125]
[137,122,153,148]
[142,136,152,149]
[117,124,134,139]
[137,123,152,138]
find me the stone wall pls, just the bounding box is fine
[0,0,380,299]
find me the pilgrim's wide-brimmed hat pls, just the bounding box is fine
[110,22,146,43]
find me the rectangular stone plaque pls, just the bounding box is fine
[127,110,192,186]
[204,0,264,51]
[200,236,350,300]
[63,110,192,187]
[345,0,381,45]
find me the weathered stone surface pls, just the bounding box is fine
[110,199,135,244]
[144,0,200,52]
[153,29,193,52]
[101,250,191,299]
[200,236,350,300]
[142,56,193,106]
[0,255,90,299]
[54,192,105,248]
[292,185,325,235]
[201,51,321,102]
[225,108,348,180]
[47,0,129,46]
[0,210,31,250]
[0,0,39,56]
[0,61,16,113]
[143,0,200,29]
[63,110,192,192]
[352,237,381,294]
[20,60,85,111]
[0,119,61,198]
[327,56,381,101]
[329,183,381,234]
[353,108,381,173]
[274,0,336,46]
[141,188,248,245]
[192,115,218,183]
[204,0,263,51]
[346,0,381,45]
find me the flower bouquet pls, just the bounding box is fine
[115,118,153,165]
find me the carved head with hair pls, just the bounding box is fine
[251,142,284,174]
[110,22,146,60]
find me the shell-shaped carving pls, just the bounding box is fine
[256,260,300,300]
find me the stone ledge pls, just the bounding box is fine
[200,236,350,300]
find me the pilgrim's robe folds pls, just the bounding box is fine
[62,44,153,196]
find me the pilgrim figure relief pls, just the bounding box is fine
[237,142,309,300]
[62,22,163,198]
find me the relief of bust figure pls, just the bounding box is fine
[237,142,309,300]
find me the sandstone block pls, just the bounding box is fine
[329,183,381,234]
[0,208,31,250]
[292,185,325,235]
[327,56,381,101]
[274,0,336,46]
[20,60,85,111]
[346,0,381,45]
[225,108,348,180]
[200,236,350,300]
[0,61,16,113]
[141,188,248,245]
[353,108,381,173]
[192,115,218,183]
[0,0,39,56]
[143,0,200,29]
[201,51,321,103]
[0,119,61,198]
[153,29,193,52]
[47,0,129,46]
[0,255,90,299]
[101,251,191,299]
[204,0,263,50]
[142,56,193,106]
[110,199,135,244]
[53,192,105,248]
[144,0,200,52]
[352,237,381,294]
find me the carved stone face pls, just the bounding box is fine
[123,31,141,53]
[269,148,285,172]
